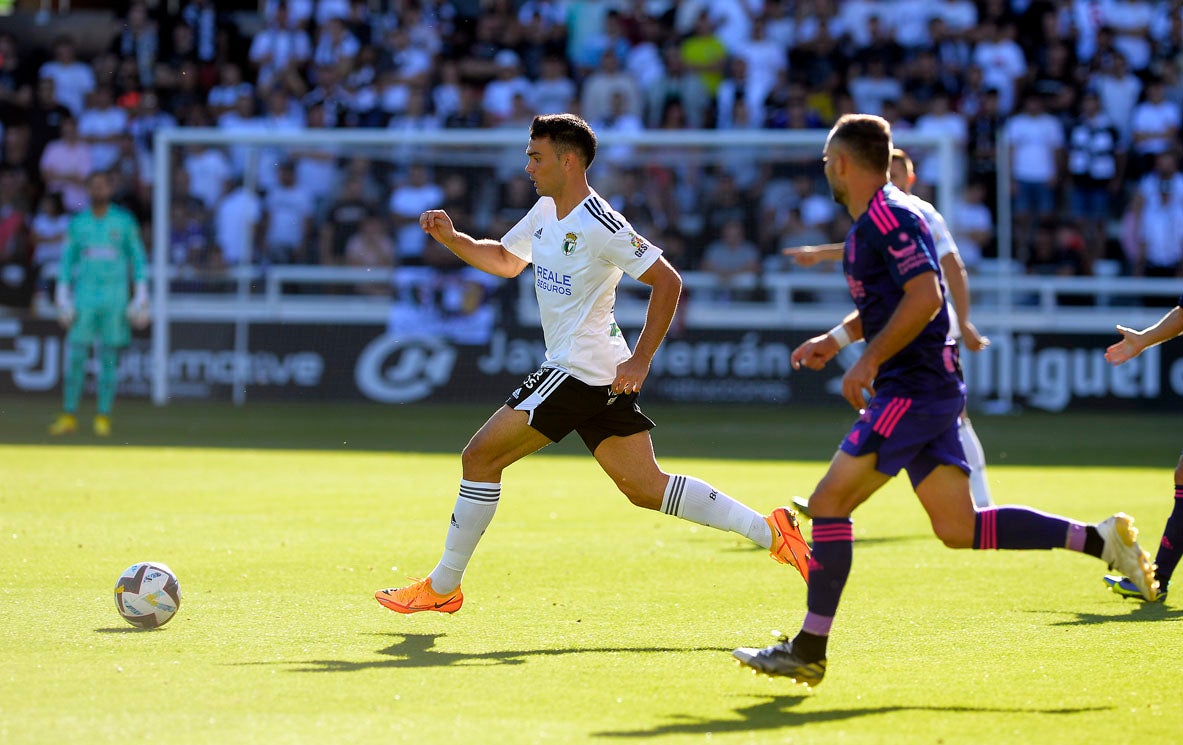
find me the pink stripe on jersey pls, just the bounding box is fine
[867,201,890,233]
[873,398,912,437]
[869,193,900,234]
[977,508,997,549]
[879,195,900,229]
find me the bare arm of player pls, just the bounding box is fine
[791,310,862,371]
[842,272,943,410]
[939,251,989,352]
[612,256,682,395]
[1105,306,1183,365]
[782,242,844,267]
[420,209,529,278]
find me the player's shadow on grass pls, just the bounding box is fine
[246,632,731,673]
[594,693,1110,738]
[1038,600,1183,626]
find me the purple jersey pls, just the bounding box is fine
[842,184,963,398]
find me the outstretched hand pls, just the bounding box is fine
[420,210,456,247]
[1105,325,1143,365]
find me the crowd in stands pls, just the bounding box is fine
[2,0,1183,317]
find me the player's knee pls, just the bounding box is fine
[1174,459,1183,485]
[615,477,661,510]
[931,518,974,549]
[460,441,498,479]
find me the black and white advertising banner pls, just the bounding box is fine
[0,318,1176,410]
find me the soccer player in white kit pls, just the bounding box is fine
[376,114,809,615]
[785,148,994,509]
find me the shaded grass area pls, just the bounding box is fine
[1,393,1178,467]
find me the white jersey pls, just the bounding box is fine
[908,193,962,339]
[501,191,662,385]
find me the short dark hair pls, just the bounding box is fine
[829,114,892,173]
[529,113,597,168]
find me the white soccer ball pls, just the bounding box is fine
[114,562,181,629]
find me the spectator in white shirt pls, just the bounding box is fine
[1130,152,1183,281]
[217,91,263,178]
[1130,79,1181,175]
[39,36,95,116]
[39,116,92,213]
[77,86,128,172]
[593,90,646,166]
[207,63,253,118]
[913,93,967,187]
[482,50,533,126]
[314,0,352,27]
[625,16,666,92]
[531,55,577,115]
[581,50,643,126]
[312,17,360,70]
[389,164,444,265]
[933,0,977,36]
[971,21,1027,112]
[249,5,312,89]
[702,218,761,302]
[257,88,305,192]
[1005,93,1064,260]
[950,180,993,268]
[736,16,786,116]
[184,143,232,210]
[264,0,313,29]
[260,161,316,264]
[214,181,261,266]
[848,58,903,117]
[1091,53,1142,143]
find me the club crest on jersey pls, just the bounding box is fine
[629,232,650,258]
[561,232,578,255]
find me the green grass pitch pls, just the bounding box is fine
[1,395,1181,744]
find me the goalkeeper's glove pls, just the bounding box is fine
[54,282,74,329]
[127,280,150,329]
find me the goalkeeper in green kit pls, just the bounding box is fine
[49,171,148,437]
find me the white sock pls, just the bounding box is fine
[427,480,500,593]
[661,474,772,548]
[959,418,993,509]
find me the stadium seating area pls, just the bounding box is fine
[2,0,1183,314]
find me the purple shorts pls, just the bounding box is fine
[839,392,970,488]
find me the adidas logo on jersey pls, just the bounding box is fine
[533,227,543,238]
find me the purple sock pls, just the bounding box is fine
[1152,486,1183,585]
[974,506,1079,550]
[803,517,853,635]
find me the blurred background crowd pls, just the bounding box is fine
[2,0,1183,315]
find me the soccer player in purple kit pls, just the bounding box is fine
[732,114,1159,687]
[1100,303,1183,603]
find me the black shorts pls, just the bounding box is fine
[505,366,656,453]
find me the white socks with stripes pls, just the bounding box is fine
[428,479,501,594]
[660,474,772,548]
[959,418,993,509]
